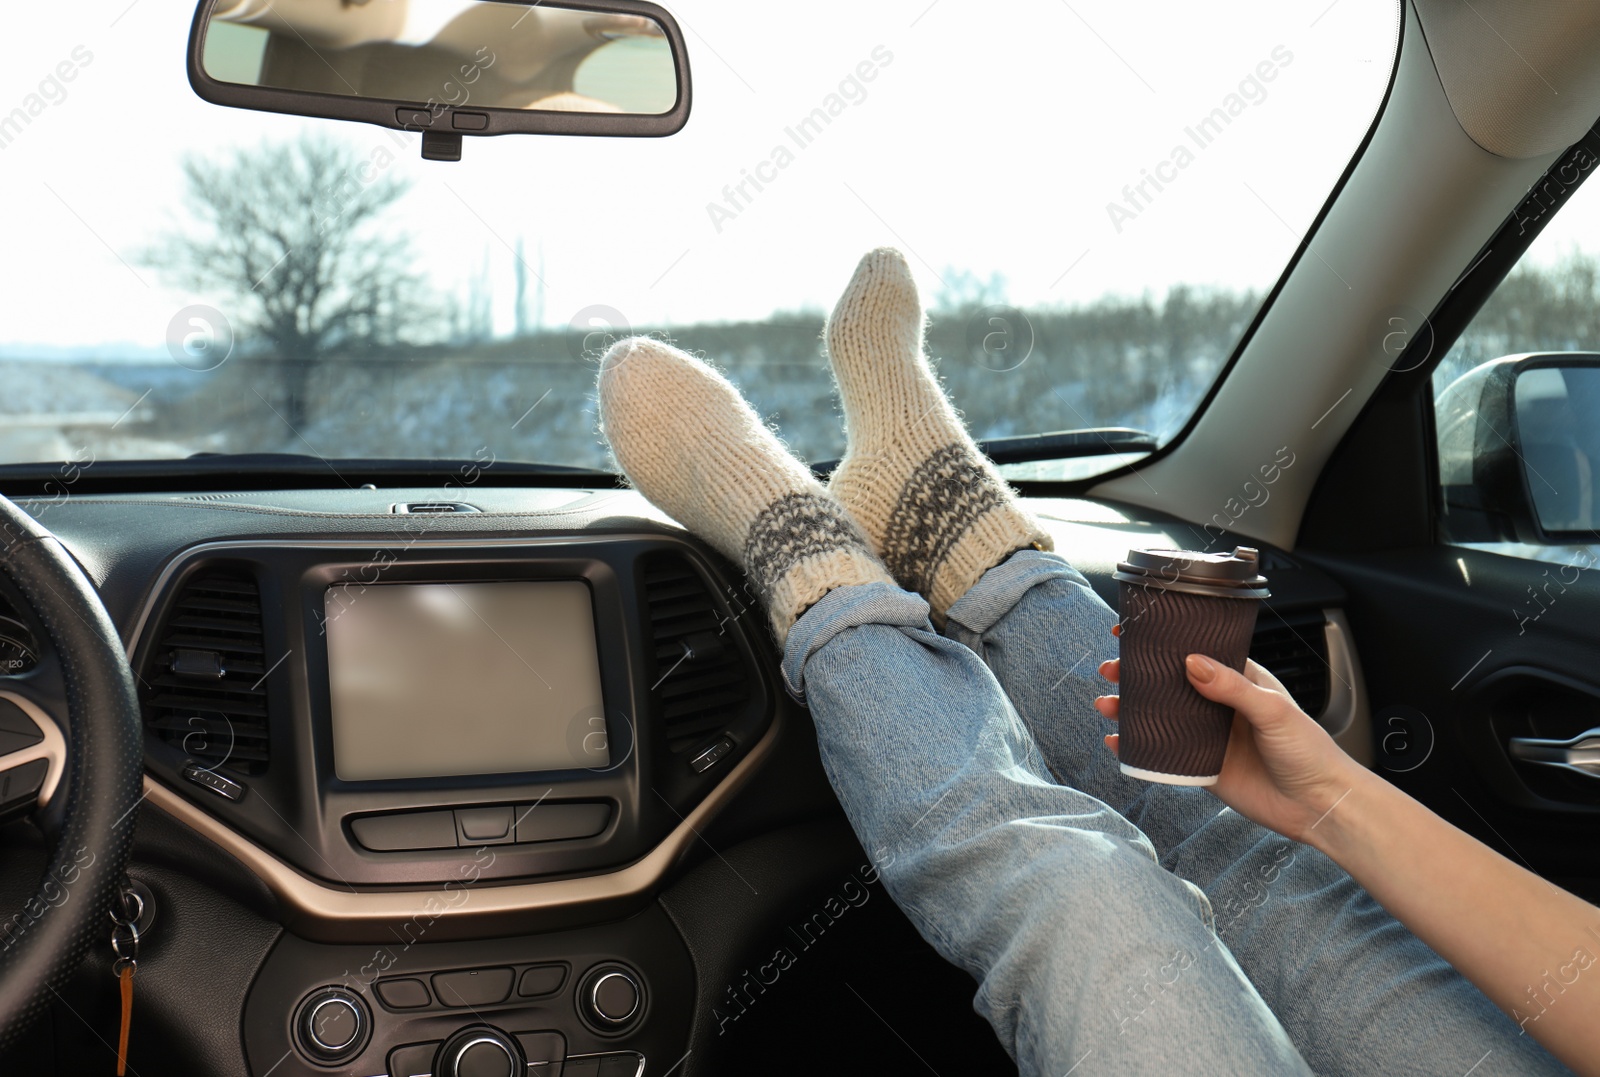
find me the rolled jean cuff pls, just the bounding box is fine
[781,580,932,703]
[944,548,1089,640]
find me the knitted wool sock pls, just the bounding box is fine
[598,337,893,641]
[826,248,1053,619]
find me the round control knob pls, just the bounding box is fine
[293,987,370,1065]
[592,971,640,1023]
[578,964,645,1033]
[434,1026,524,1077]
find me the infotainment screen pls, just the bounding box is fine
[324,581,609,781]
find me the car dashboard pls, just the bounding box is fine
[0,484,1367,1076]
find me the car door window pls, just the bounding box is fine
[1433,171,1600,565]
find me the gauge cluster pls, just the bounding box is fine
[0,595,40,676]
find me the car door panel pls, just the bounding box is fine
[1305,546,1600,898]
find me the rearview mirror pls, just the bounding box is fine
[1437,352,1600,543]
[187,0,691,161]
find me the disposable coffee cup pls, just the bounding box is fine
[1113,546,1270,785]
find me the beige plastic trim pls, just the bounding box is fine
[143,714,777,944]
[1093,1,1561,550]
[127,534,779,943]
[0,691,66,808]
[1321,610,1373,768]
[1414,0,1600,159]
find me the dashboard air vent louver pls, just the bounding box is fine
[1249,609,1330,718]
[142,571,271,775]
[642,555,753,754]
[1258,549,1302,572]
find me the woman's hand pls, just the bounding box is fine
[1096,646,1371,844]
[1101,640,1600,1077]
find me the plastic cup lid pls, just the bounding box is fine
[1113,546,1270,599]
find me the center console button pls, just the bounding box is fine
[351,810,459,851]
[456,806,514,844]
[517,964,567,998]
[512,1030,565,1063]
[514,802,610,843]
[388,1042,440,1077]
[375,977,432,1010]
[433,966,514,1007]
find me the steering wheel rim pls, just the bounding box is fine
[0,494,143,1051]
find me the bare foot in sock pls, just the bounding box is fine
[826,247,1052,619]
[598,337,893,641]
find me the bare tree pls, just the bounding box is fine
[146,134,429,427]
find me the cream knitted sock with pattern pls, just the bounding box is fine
[826,247,1053,619]
[598,337,893,642]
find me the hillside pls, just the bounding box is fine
[2,255,1597,470]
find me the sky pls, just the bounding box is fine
[0,0,1434,355]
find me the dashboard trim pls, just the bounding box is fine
[127,534,780,941]
[1323,609,1373,768]
[141,711,778,942]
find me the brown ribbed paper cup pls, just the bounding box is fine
[1113,547,1269,785]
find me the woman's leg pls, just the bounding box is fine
[597,336,1313,1077]
[820,249,1570,1076]
[786,580,1314,1077]
[943,552,1571,1076]
[941,551,1233,847]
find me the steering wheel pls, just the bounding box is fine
[0,493,143,1050]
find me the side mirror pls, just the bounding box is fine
[1437,352,1600,543]
[187,0,691,161]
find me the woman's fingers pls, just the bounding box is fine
[1104,732,1119,757]
[1097,628,1121,728]
[1243,658,1292,697]
[1186,654,1294,732]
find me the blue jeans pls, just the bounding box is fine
[783,550,1569,1077]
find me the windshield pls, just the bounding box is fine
[0,1,1396,478]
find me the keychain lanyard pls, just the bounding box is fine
[108,880,143,1077]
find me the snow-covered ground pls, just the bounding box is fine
[0,361,195,463]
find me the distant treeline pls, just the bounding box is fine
[148,254,1600,469]
[150,285,1263,468]
[1434,252,1600,390]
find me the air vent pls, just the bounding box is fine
[141,571,271,775]
[1258,548,1302,572]
[642,555,752,754]
[1249,609,1330,718]
[391,502,480,514]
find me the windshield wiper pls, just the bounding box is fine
[0,454,619,495]
[810,427,1157,475]
[182,452,612,477]
[974,428,1158,464]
